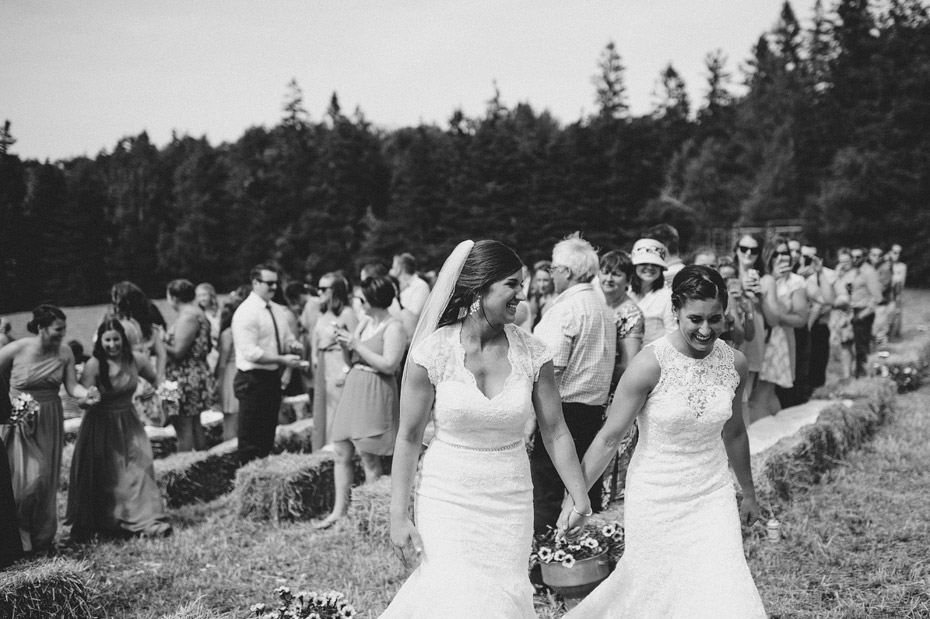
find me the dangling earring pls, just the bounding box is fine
[469,298,481,315]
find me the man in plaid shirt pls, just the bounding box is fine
[531,234,616,535]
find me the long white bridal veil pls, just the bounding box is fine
[400,239,475,396]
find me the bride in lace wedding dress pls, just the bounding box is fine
[378,240,593,619]
[564,265,767,619]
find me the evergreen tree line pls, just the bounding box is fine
[1,0,927,313]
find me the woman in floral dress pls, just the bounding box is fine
[165,279,215,451]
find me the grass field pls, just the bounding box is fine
[6,290,930,618]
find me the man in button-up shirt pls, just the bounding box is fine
[531,234,616,534]
[847,248,881,378]
[231,263,303,464]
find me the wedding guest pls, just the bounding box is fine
[717,257,756,352]
[380,240,590,617]
[562,265,765,618]
[311,272,358,451]
[232,264,303,464]
[0,373,24,568]
[691,246,719,267]
[797,243,836,390]
[645,223,684,287]
[214,298,243,441]
[598,249,644,503]
[0,304,99,552]
[846,247,881,377]
[629,238,676,346]
[66,317,171,540]
[0,317,13,348]
[750,236,808,421]
[314,276,405,529]
[830,249,857,380]
[60,340,89,419]
[777,238,815,408]
[390,252,431,318]
[788,238,803,272]
[733,234,766,407]
[869,245,895,347]
[196,283,222,372]
[532,233,615,531]
[889,244,907,338]
[527,260,556,329]
[282,281,311,396]
[164,279,216,452]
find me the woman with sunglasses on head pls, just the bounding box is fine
[749,236,809,421]
[733,235,766,413]
[311,272,358,451]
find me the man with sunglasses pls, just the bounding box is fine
[846,248,882,377]
[232,263,305,464]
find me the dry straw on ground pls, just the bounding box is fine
[156,599,233,619]
[0,558,100,619]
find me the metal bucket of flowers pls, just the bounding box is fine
[532,521,624,606]
[250,586,356,618]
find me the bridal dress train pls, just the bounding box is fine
[379,322,551,619]
[566,336,766,619]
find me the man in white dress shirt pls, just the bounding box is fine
[232,263,303,464]
[532,234,616,534]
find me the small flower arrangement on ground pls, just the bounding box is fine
[8,393,40,429]
[156,380,181,418]
[531,521,625,570]
[251,586,357,619]
[871,360,925,392]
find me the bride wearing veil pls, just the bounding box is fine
[379,240,592,618]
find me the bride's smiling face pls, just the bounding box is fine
[480,269,526,326]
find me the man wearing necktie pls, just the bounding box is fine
[232,263,304,464]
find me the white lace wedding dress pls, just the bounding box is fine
[379,322,551,619]
[566,336,766,619]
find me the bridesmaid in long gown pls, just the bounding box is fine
[66,317,171,539]
[0,305,99,553]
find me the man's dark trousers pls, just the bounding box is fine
[235,368,282,465]
[851,314,875,378]
[531,402,604,536]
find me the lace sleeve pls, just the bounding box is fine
[508,325,554,383]
[408,326,450,386]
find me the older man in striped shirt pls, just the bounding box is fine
[531,234,616,535]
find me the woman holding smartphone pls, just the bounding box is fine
[750,236,809,421]
[733,235,766,415]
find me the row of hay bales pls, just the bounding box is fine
[748,324,930,508]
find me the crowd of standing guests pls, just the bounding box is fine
[0,230,908,568]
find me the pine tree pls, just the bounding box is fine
[592,42,628,119]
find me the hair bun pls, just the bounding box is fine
[26,319,39,334]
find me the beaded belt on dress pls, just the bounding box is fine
[434,436,523,452]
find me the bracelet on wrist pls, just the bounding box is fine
[572,505,593,518]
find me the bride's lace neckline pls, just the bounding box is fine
[452,323,516,401]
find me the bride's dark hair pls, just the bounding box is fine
[671,265,728,312]
[438,240,523,328]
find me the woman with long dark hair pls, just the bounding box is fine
[564,265,765,618]
[0,304,99,552]
[66,317,171,540]
[311,272,358,450]
[378,240,590,618]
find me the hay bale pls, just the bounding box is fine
[155,440,240,508]
[0,558,100,619]
[234,452,364,523]
[273,418,315,454]
[202,410,224,449]
[347,476,397,541]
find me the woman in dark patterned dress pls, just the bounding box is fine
[165,279,216,451]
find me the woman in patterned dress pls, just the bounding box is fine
[165,279,215,451]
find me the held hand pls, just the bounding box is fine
[390,518,425,569]
[84,386,101,406]
[280,353,302,369]
[556,496,590,540]
[739,495,763,526]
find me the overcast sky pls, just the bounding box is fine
[1,0,811,161]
